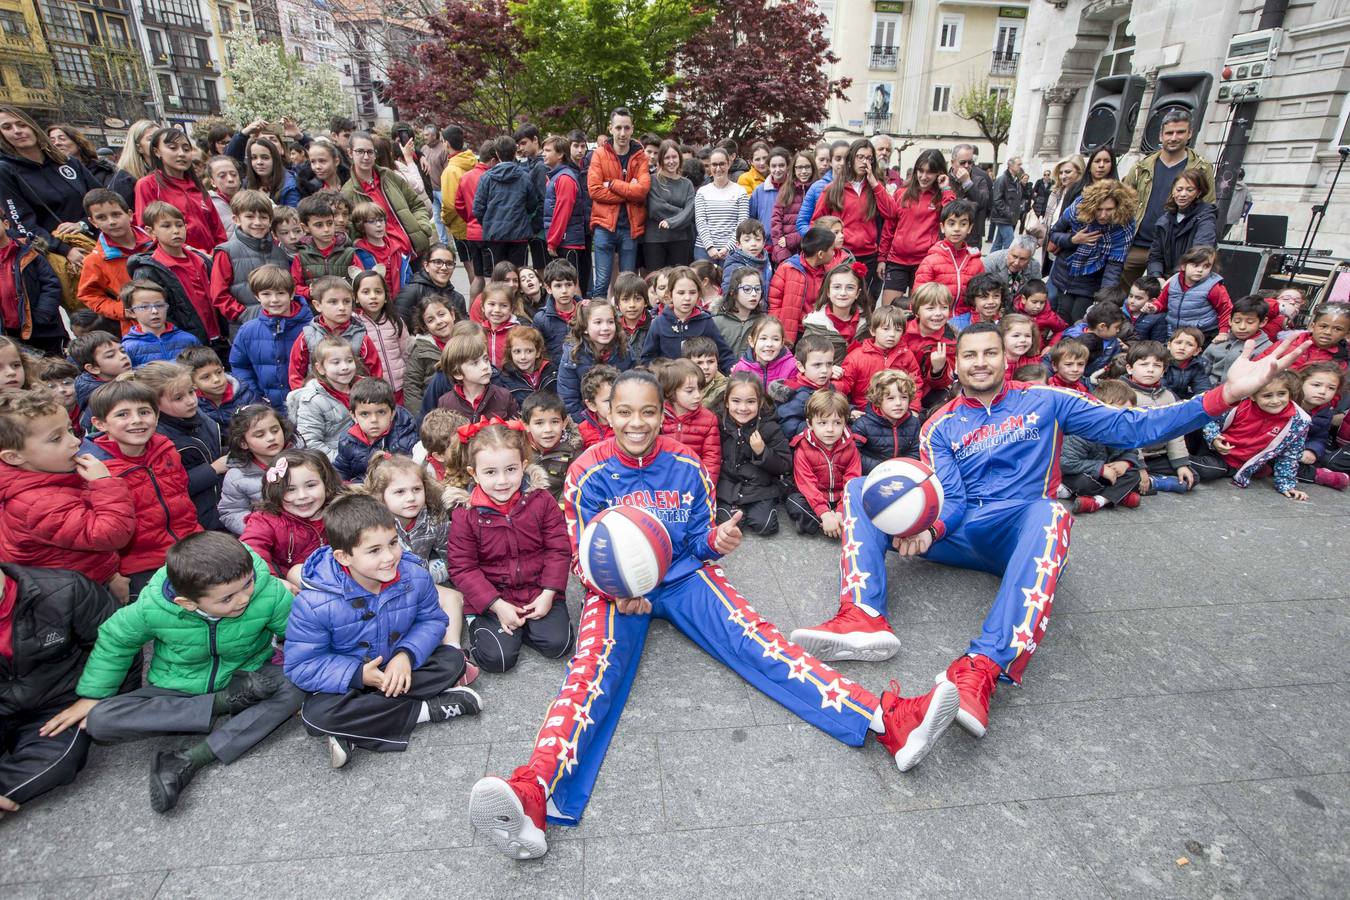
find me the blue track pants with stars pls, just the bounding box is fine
[838,476,1073,684]
[514,564,881,826]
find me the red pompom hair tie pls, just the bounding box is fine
[456,416,527,444]
[850,261,869,282]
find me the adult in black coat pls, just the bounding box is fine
[0,106,99,269]
[949,143,992,248]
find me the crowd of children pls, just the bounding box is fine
[1,118,1348,825]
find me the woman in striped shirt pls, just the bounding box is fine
[694,148,749,263]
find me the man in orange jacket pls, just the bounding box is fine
[587,107,650,298]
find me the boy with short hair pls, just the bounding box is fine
[120,280,202,366]
[1047,339,1092,394]
[950,274,1006,332]
[1122,276,1166,344]
[786,388,860,537]
[521,391,579,499]
[416,407,465,484]
[682,335,728,408]
[133,360,226,530]
[82,379,203,592]
[1163,326,1214,399]
[914,199,984,314]
[209,189,290,322]
[768,225,845,344]
[0,389,135,594]
[71,532,301,812]
[334,378,419,482]
[285,494,481,768]
[34,357,82,434]
[1120,341,1225,493]
[613,272,652,353]
[435,333,518,422]
[178,344,259,429]
[352,201,412,298]
[720,219,773,294]
[852,369,921,474]
[1056,299,1127,378]
[77,188,155,333]
[834,305,920,412]
[1014,279,1065,345]
[323,190,354,238]
[271,206,305,259]
[291,194,355,300]
[534,258,581,363]
[229,265,313,410]
[772,332,836,439]
[899,282,957,411]
[287,276,383,390]
[577,364,618,448]
[1203,294,1273,381]
[126,202,216,347]
[1057,378,1144,514]
[69,331,132,420]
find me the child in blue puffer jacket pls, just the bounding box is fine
[284,495,481,768]
[227,265,312,412]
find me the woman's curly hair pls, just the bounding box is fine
[1075,179,1137,226]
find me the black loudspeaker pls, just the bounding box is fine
[1245,214,1288,248]
[1141,73,1214,153]
[1080,75,1145,154]
[1217,246,1272,296]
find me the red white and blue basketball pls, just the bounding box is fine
[860,458,944,537]
[578,506,673,598]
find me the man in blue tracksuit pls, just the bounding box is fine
[791,323,1304,739]
[469,370,962,861]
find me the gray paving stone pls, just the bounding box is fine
[1206,774,1350,895]
[1042,787,1299,898]
[1227,683,1350,774]
[3,872,168,900]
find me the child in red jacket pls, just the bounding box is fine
[786,389,860,537]
[82,379,202,594]
[1015,279,1066,345]
[0,390,136,602]
[914,199,983,315]
[658,358,722,483]
[446,421,571,674]
[240,449,340,588]
[899,283,957,411]
[833,306,920,411]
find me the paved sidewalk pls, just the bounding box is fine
[2,485,1347,898]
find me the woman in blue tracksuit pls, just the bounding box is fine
[791,323,1307,743]
[468,370,961,861]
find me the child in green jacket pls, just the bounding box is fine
[63,532,301,813]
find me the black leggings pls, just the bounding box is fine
[716,498,780,536]
[468,600,573,673]
[643,240,694,270]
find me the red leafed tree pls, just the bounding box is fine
[385,0,533,139]
[670,0,849,148]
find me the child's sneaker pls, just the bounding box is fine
[1150,475,1190,493]
[1314,468,1349,491]
[876,680,959,771]
[788,603,900,662]
[1072,496,1101,514]
[937,654,1001,738]
[428,686,482,721]
[470,773,549,859]
[328,735,353,769]
[457,659,481,687]
[1119,491,1141,509]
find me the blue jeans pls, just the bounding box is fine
[431,191,448,244]
[592,225,636,298]
[990,223,1015,253]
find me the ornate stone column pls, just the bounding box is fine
[1038,87,1078,157]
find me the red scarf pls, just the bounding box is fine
[357,174,412,256]
[470,484,522,514]
[321,380,353,407]
[825,307,859,345]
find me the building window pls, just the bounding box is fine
[932,84,952,112]
[145,0,204,30]
[147,30,167,62]
[17,65,47,89]
[1094,17,1135,79]
[0,10,28,38]
[53,47,99,87]
[220,5,233,33]
[817,0,836,40]
[989,86,1011,105]
[37,2,82,42]
[195,37,211,66]
[870,14,899,70]
[938,15,962,51]
[107,17,131,47]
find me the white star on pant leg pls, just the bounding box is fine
[1021,587,1049,612]
[762,638,783,659]
[817,678,849,712]
[787,656,811,682]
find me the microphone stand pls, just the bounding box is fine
[1286,145,1348,285]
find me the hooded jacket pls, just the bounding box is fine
[401,333,445,419]
[833,338,921,410]
[767,249,847,344]
[0,233,63,342]
[810,179,895,257]
[438,149,479,239]
[287,315,383,390]
[0,151,98,256]
[81,433,203,574]
[453,160,491,242]
[730,346,798,388]
[794,170,834,236]
[791,428,862,514]
[342,167,437,256]
[532,297,578,365]
[436,382,518,424]
[662,403,722,483]
[241,507,328,577]
[229,299,313,410]
[720,247,773,298]
[496,359,559,408]
[287,379,353,459]
[122,323,201,366]
[1147,202,1219,279]
[219,458,267,535]
[881,186,956,266]
[717,413,790,506]
[641,306,734,371]
[1163,357,1215,400]
[334,406,419,482]
[800,307,868,366]
[155,410,223,530]
[898,318,956,397]
[915,239,985,314]
[446,477,571,614]
[852,406,921,474]
[356,311,410,394]
[474,160,543,243]
[76,550,291,698]
[133,171,227,254]
[394,272,467,328]
[0,564,127,717]
[284,547,448,694]
[0,460,135,584]
[770,182,807,266]
[77,228,157,331]
[714,309,764,359]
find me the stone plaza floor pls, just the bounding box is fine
[2,484,1347,898]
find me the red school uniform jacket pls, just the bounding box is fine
[134,173,227,254]
[240,508,328,577]
[833,338,922,411]
[791,428,861,514]
[445,483,571,615]
[898,318,956,396]
[1048,373,1091,394]
[0,461,136,584]
[154,246,219,341]
[578,412,612,449]
[1016,299,1068,344]
[914,240,984,314]
[81,433,202,575]
[767,248,849,345]
[811,179,896,258]
[436,383,519,423]
[881,187,956,266]
[661,403,722,483]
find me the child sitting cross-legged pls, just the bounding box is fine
[334,378,418,483]
[716,371,791,535]
[1294,362,1349,490]
[435,332,519,423]
[241,448,342,589]
[520,391,579,500]
[121,279,201,366]
[577,364,618,448]
[1121,341,1226,494]
[852,370,921,474]
[286,494,482,768]
[71,532,302,813]
[659,358,722,483]
[1202,370,1311,501]
[786,388,860,537]
[448,420,572,674]
[1058,378,1144,514]
[219,404,295,534]
[133,361,226,531]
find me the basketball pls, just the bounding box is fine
[860,458,944,537]
[578,506,673,598]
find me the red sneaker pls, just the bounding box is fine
[469,773,548,859]
[875,680,960,772]
[1072,496,1101,514]
[937,654,1001,738]
[789,604,900,662]
[457,660,481,687]
[1315,468,1349,491]
[1119,491,1141,509]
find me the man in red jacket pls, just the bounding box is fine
[588,107,650,298]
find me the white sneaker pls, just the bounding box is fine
[328,736,352,769]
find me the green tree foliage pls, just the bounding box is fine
[954,81,1014,169]
[221,32,348,131]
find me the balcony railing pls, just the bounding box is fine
[864,112,894,132]
[140,3,209,33]
[164,94,214,115]
[869,44,898,70]
[991,51,1019,76]
[169,53,216,73]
